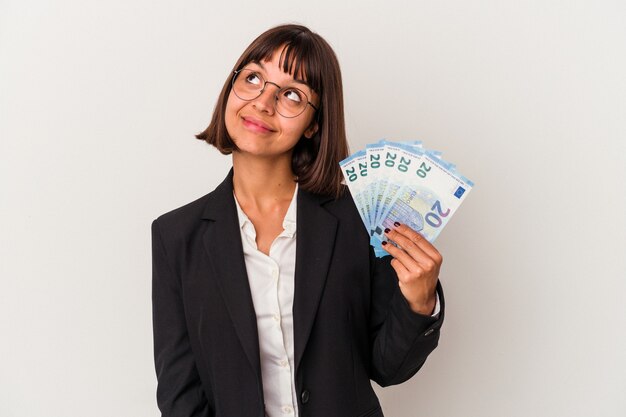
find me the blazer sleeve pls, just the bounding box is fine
[368,245,445,387]
[152,219,211,417]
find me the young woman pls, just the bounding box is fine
[151,24,444,417]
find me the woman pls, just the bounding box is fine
[151,24,444,417]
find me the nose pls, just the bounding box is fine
[252,81,280,114]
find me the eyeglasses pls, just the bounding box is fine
[231,69,319,118]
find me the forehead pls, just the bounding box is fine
[241,44,318,91]
[245,58,310,87]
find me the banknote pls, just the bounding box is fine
[372,152,473,247]
[340,140,474,257]
[339,150,370,228]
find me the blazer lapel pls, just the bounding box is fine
[200,169,261,382]
[293,188,338,374]
[199,168,339,380]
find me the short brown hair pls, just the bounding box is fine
[195,24,349,198]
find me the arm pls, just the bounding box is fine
[368,228,445,387]
[152,219,211,417]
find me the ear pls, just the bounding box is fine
[303,121,319,139]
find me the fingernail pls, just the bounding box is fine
[394,221,401,227]
[382,241,388,246]
[384,228,390,233]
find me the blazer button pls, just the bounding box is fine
[301,389,310,404]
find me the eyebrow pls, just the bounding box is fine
[250,60,311,89]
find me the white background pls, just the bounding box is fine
[1,1,625,416]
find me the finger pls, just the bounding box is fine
[390,222,443,264]
[385,248,411,280]
[381,239,421,278]
[384,226,434,267]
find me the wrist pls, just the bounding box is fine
[408,295,437,315]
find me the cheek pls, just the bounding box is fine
[292,115,316,138]
[280,123,308,142]
[225,93,236,117]
[224,94,240,134]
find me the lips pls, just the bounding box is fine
[242,116,275,133]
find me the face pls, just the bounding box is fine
[224,48,319,160]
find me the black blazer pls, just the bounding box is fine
[151,168,445,417]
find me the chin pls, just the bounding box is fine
[233,142,271,157]
[235,145,293,160]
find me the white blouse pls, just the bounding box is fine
[234,184,299,417]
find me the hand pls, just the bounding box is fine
[382,222,442,315]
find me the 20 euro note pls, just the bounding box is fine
[365,140,387,233]
[364,141,432,257]
[371,152,474,249]
[373,141,428,228]
[339,150,371,231]
[367,142,425,256]
[372,141,413,228]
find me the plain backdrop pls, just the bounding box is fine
[1,1,625,416]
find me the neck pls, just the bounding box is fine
[231,152,297,209]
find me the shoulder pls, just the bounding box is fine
[320,184,369,238]
[151,191,213,245]
[322,184,357,214]
[298,183,361,224]
[153,191,211,228]
[152,168,234,240]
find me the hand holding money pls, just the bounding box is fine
[382,222,441,315]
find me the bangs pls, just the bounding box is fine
[237,30,323,95]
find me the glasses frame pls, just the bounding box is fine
[231,69,319,118]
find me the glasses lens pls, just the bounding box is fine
[276,87,308,118]
[232,69,263,101]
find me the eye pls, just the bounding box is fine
[282,88,303,103]
[244,72,262,86]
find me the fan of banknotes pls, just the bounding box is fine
[339,140,474,257]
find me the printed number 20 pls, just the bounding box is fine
[425,200,450,228]
[416,162,431,178]
[346,167,357,182]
